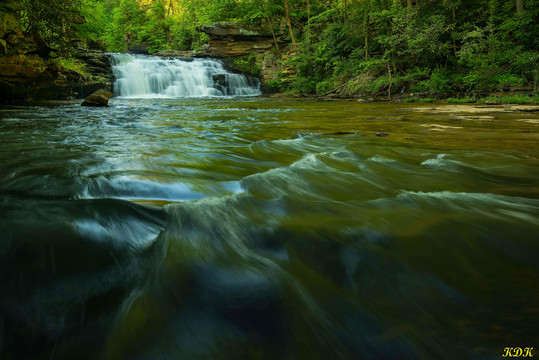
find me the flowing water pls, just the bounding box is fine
[1,61,539,359]
[111,54,261,98]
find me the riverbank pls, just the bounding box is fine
[1,46,537,105]
[269,91,539,105]
[0,2,112,103]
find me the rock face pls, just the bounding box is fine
[0,2,113,103]
[197,23,285,58]
[82,88,113,107]
[195,23,290,87]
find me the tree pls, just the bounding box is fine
[104,0,146,52]
[516,0,524,13]
[146,0,170,53]
[284,0,297,45]
[19,0,83,57]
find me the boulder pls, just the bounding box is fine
[81,88,114,107]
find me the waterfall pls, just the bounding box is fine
[110,54,261,98]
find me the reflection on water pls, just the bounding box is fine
[0,98,538,359]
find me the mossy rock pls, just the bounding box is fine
[82,89,114,107]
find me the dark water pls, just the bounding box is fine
[0,98,538,359]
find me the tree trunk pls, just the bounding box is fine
[364,15,369,60]
[306,0,311,40]
[516,0,524,13]
[387,63,392,101]
[259,2,280,50]
[267,18,280,51]
[284,0,297,45]
[451,4,457,56]
[407,0,413,8]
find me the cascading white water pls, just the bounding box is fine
[110,54,261,98]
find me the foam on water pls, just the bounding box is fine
[111,54,261,98]
[420,153,450,166]
[79,176,205,202]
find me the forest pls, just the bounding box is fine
[3,0,538,99]
[2,1,539,359]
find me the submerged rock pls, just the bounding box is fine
[82,88,113,107]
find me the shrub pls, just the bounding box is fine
[315,80,333,95]
[415,68,453,94]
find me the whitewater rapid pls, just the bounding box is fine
[110,54,261,98]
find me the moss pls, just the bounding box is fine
[479,95,539,105]
[446,97,477,103]
[230,53,260,77]
[53,57,91,78]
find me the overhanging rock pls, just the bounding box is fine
[197,22,286,58]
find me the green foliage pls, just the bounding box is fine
[407,97,437,103]
[53,56,91,77]
[414,69,453,94]
[292,77,318,95]
[77,0,110,44]
[69,0,538,98]
[446,97,477,103]
[265,79,285,92]
[282,0,538,96]
[230,53,259,76]
[377,9,452,68]
[0,3,15,11]
[315,80,333,95]
[169,23,195,51]
[102,0,147,52]
[146,0,170,53]
[19,0,83,57]
[362,75,390,93]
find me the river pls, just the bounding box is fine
[1,58,539,359]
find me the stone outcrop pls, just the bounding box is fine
[155,50,199,58]
[159,23,297,92]
[0,2,112,103]
[81,88,113,107]
[197,23,285,58]
[193,23,290,87]
[0,52,113,103]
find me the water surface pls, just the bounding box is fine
[1,98,538,359]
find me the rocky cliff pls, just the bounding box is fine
[197,23,285,58]
[157,23,291,88]
[0,1,112,103]
[198,23,289,87]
